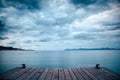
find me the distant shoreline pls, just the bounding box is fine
[65,48,120,51]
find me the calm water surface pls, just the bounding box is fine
[0,50,120,74]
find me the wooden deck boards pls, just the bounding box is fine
[0,67,120,80]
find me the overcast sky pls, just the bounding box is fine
[0,0,120,50]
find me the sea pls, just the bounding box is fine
[0,50,120,74]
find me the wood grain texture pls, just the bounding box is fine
[0,67,120,80]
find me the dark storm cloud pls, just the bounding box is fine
[70,0,120,9]
[102,22,120,30]
[0,20,5,30]
[111,26,120,30]
[113,34,120,37]
[0,20,7,35]
[24,40,32,43]
[9,41,16,44]
[70,0,96,6]
[0,0,41,10]
[73,33,95,40]
[108,24,120,30]
[0,36,7,40]
[39,38,52,42]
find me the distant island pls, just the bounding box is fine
[0,46,25,51]
[65,48,120,51]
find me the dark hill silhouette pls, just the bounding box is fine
[65,48,120,51]
[0,46,24,50]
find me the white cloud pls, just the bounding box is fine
[0,0,120,50]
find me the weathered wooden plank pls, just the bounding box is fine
[71,68,85,80]
[77,68,92,80]
[92,68,111,80]
[5,68,31,80]
[97,68,117,80]
[101,67,120,80]
[23,68,40,80]
[64,68,72,80]
[30,68,44,80]
[16,68,36,80]
[85,68,106,80]
[38,68,49,80]
[82,68,98,80]
[0,67,20,79]
[51,68,59,80]
[0,67,120,80]
[68,68,77,80]
[94,68,117,80]
[59,68,65,80]
[44,69,53,80]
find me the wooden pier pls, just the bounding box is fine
[0,67,120,80]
